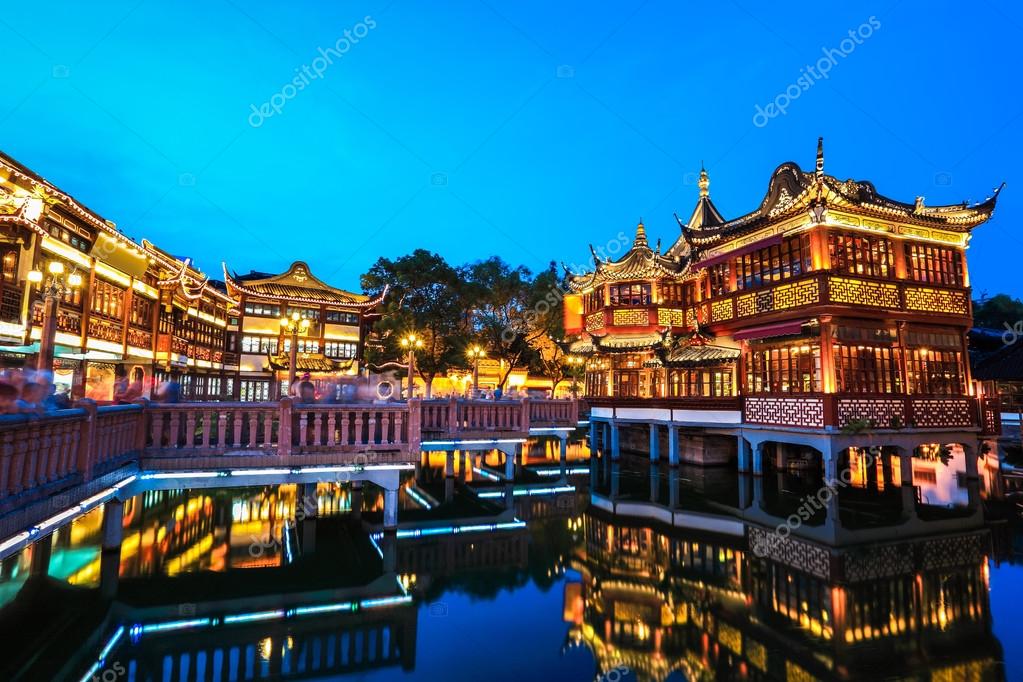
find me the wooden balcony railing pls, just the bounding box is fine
[699,272,971,325]
[420,398,578,434]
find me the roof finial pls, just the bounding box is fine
[815,137,824,180]
[698,163,710,198]
[634,218,648,248]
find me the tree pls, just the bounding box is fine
[973,293,1023,331]
[463,257,535,390]
[524,263,571,394]
[361,250,469,397]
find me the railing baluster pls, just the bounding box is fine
[232,410,243,447]
[184,410,197,450]
[313,411,323,448]
[263,411,274,450]
[368,411,377,445]
[327,410,337,447]
[168,410,181,450]
[299,410,309,450]
[341,411,350,447]
[247,412,259,448]
[216,412,227,452]
[355,412,364,446]
[201,410,212,450]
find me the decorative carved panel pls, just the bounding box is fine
[748,526,830,579]
[735,278,819,318]
[836,398,906,428]
[612,309,648,326]
[904,286,968,315]
[711,298,733,322]
[910,398,974,428]
[843,542,914,581]
[88,317,122,344]
[744,396,825,428]
[585,311,604,332]
[126,327,152,350]
[827,276,900,308]
[656,307,686,327]
[921,533,985,570]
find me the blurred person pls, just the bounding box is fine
[44,384,71,411]
[0,383,18,414]
[112,365,129,402]
[119,367,144,404]
[16,382,47,415]
[297,373,316,403]
[156,374,181,403]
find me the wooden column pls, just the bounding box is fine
[819,314,836,395]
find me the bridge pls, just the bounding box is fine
[0,397,580,556]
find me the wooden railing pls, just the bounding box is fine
[419,398,579,435]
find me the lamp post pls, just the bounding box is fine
[279,311,311,394]
[399,332,424,399]
[466,344,486,397]
[566,355,584,399]
[27,260,82,372]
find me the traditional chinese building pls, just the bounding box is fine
[0,150,382,401]
[565,140,1003,471]
[223,262,385,400]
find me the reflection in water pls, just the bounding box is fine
[0,432,1018,681]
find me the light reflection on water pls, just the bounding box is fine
[0,434,1018,681]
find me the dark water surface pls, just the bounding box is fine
[0,435,1020,681]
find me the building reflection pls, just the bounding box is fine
[565,503,1003,681]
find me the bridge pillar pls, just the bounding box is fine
[301,483,318,518]
[29,534,52,578]
[445,451,455,478]
[610,461,620,500]
[610,421,620,461]
[668,466,679,509]
[383,486,399,531]
[668,425,680,467]
[351,481,364,520]
[505,447,516,480]
[444,477,455,503]
[737,435,750,473]
[649,462,659,503]
[589,421,597,454]
[649,423,660,462]
[559,435,568,481]
[102,499,124,550]
[381,530,397,573]
[899,450,917,520]
[752,441,764,476]
[100,543,121,600]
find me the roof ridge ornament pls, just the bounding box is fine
[698,163,710,198]
[633,219,648,248]
[815,137,824,180]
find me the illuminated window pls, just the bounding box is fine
[735,234,811,290]
[904,243,963,286]
[828,231,893,278]
[608,283,651,306]
[745,342,821,394]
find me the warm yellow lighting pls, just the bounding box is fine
[291,311,300,321]
[27,269,43,283]
[48,260,64,275]
[280,317,288,328]
[67,272,83,288]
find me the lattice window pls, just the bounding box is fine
[834,344,903,394]
[828,230,893,278]
[745,342,821,394]
[735,234,811,290]
[711,298,733,322]
[585,311,604,331]
[667,368,733,397]
[905,242,963,286]
[906,349,964,395]
[656,308,685,326]
[608,282,651,305]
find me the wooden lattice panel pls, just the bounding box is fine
[744,396,824,428]
[711,298,734,322]
[736,278,820,318]
[836,398,906,428]
[685,307,697,327]
[903,286,968,315]
[910,398,974,428]
[585,311,603,332]
[747,526,831,579]
[612,309,649,326]
[656,307,686,327]
[827,276,900,308]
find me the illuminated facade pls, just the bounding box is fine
[565,140,1003,444]
[0,151,381,400]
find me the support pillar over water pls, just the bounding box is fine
[30,534,52,578]
[899,451,917,519]
[381,530,397,573]
[667,425,679,467]
[505,446,517,480]
[300,483,318,518]
[649,424,659,462]
[610,461,620,500]
[668,466,679,509]
[351,481,364,520]
[383,486,399,530]
[752,442,764,476]
[559,436,568,481]
[445,451,455,478]
[589,422,598,455]
[102,499,124,550]
[609,421,620,460]
[737,435,750,473]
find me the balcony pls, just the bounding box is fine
[743,394,995,432]
[584,305,695,333]
[700,272,970,325]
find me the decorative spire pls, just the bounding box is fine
[698,162,710,198]
[633,218,648,248]
[815,137,824,180]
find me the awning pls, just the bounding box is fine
[733,320,807,341]
[694,234,783,269]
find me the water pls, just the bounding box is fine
[0,434,1020,681]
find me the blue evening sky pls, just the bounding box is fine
[1,1,1019,296]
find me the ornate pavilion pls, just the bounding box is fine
[564,139,1003,472]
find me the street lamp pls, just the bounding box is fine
[399,332,424,399]
[279,311,311,393]
[27,260,82,372]
[466,344,486,396]
[565,355,585,399]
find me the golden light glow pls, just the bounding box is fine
[27,269,43,283]
[67,272,83,288]
[47,260,64,275]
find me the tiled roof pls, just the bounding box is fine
[224,261,385,308]
[266,352,351,373]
